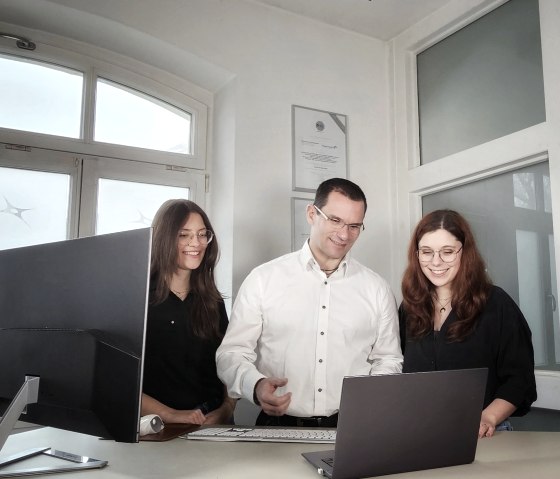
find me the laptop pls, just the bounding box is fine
[302,368,487,479]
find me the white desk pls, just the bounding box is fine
[1,427,560,478]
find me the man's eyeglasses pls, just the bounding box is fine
[178,229,214,246]
[313,205,364,236]
[417,246,462,263]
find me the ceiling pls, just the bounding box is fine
[252,0,455,41]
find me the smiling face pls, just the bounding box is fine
[307,191,365,266]
[176,212,208,272]
[418,228,462,295]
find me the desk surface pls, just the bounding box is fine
[2,427,560,478]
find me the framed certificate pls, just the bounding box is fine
[292,105,347,192]
[291,197,311,251]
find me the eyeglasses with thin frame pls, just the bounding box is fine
[417,246,463,263]
[178,229,214,246]
[313,205,365,236]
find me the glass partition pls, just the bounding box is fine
[423,161,558,369]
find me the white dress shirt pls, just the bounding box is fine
[216,241,403,417]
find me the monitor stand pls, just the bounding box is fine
[0,376,108,477]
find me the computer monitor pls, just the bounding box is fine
[0,228,151,472]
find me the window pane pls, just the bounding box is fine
[0,167,70,249]
[516,229,546,365]
[513,172,536,210]
[0,55,83,138]
[417,0,545,164]
[96,179,189,235]
[422,162,558,370]
[95,78,192,154]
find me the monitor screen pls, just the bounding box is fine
[0,228,151,443]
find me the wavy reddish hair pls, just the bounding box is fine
[401,209,492,342]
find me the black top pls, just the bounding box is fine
[143,290,228,411]
[399,286,537,415]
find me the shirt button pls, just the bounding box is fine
[322,305,326,309]
[324,281,327,285]
[318,388,323,392]
[320,331,324,335]
[319,359,323,363]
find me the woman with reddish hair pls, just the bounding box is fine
[399,209,536,438]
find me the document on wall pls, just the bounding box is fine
[292,105,347,192]
[291,197,311,251]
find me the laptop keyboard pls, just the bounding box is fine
[185,426,336,443]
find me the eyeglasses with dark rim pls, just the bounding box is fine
[417,246,463,263]
[178,229,214,246]
[313,205,365,236]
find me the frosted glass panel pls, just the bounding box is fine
[417,0,545,163]
[95,78,192,154]
[0,167,70,249]
[0,55,83,138]
[423,161,557,370]
[96,179,189,234]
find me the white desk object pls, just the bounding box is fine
[1,427,559,478]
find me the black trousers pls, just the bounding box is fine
[256,411,338,428]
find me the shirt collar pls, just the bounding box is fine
[299,240,350,277]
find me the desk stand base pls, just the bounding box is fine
[0,446,108,477]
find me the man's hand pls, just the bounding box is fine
[254,377,292,416]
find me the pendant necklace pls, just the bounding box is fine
[435,296,452,315]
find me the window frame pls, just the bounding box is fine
[79,156,206,237]
[0,38,208,170]
[391,0,560,409]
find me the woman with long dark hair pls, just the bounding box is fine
[399,209,536,438]
[142,199,235,425]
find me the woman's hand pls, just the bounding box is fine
[478,418,496,438]
[204,397,237,425]
[142,393,206,424]
[479,399,516,438]
[167,409,207,425]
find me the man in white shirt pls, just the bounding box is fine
[216,178,402,427]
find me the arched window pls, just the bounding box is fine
[0,33,209,250]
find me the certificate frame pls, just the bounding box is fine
[291,197,312,252]
[292,105,348,192]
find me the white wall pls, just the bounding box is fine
[0,0,396,298]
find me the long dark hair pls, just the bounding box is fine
[150,199,223,340]
[401,209,492,341]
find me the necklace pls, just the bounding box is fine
[320,260,342,274]
[171,288,189,297]
[435,296,452,314]
[321,267,338,273]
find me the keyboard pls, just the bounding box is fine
[184,426,336,444]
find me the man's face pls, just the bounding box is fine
[307,191,365,265]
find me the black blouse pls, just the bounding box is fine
[143,291,228,411]
[399,286,536,415]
